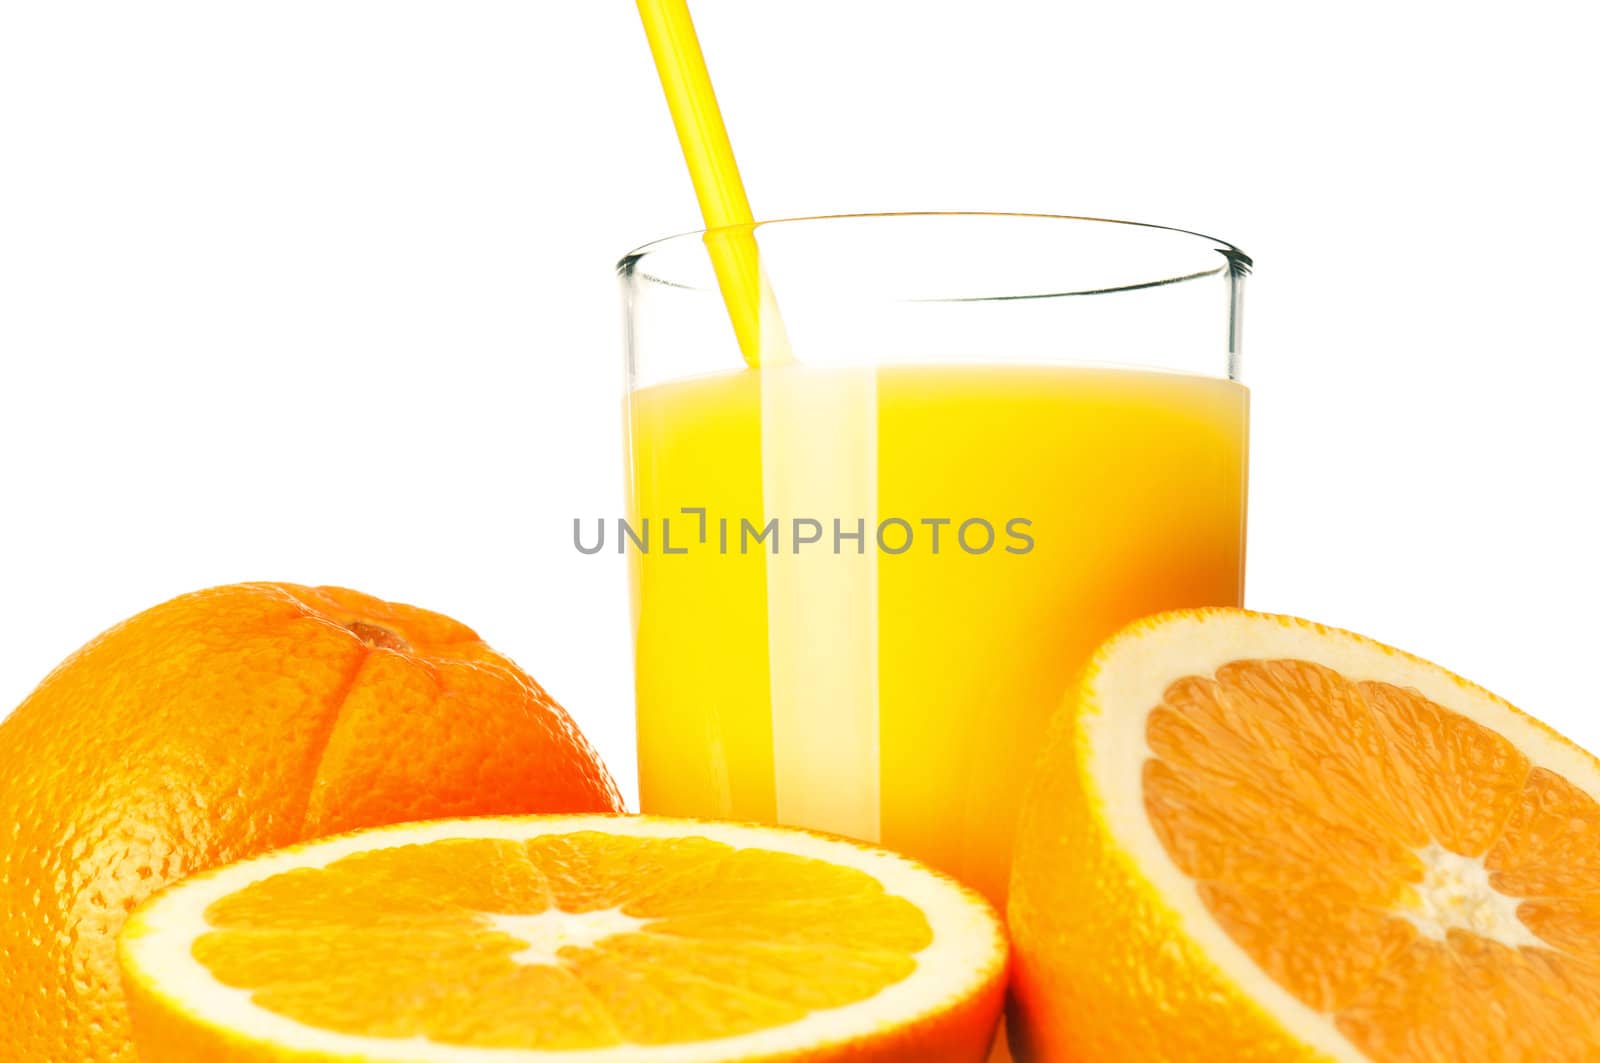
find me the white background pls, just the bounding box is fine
[2,1,1596,805]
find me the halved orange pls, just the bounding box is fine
[118,814,1007,1062]
[1009,608,1600,1062]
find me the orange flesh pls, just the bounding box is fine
[193,832,932,1049]
[1144,659,1600,1059]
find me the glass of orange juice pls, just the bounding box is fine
[618,212,1249,908]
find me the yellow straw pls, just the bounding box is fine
[636,0,788,367]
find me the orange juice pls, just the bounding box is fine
[626,363,1247,906]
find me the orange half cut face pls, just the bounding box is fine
[1010,608,1600,1063]
[119,814,1008,1063]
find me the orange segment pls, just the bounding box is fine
[1356,679,1531,856]
[119,815,1007,1063]
[1518,898,1600,958]
[1193,880,1418,1013]
[1487,766,1600,898]
[1336,935,1600,1060]
[1009,608,1600,1063]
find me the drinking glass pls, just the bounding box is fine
[619,212,1249,907]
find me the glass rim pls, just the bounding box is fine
[617,210,1251,301]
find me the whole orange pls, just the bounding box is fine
[0,582,624,1062]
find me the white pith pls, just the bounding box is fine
[120,815,1006,1063]
[485,908,654,967]
[1395,844,1542,949]
[1083,610,1600,1063]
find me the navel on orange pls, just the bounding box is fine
[118,814,1008,1063]
[0,583,622,1062]
[1009,608,1600,1062]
